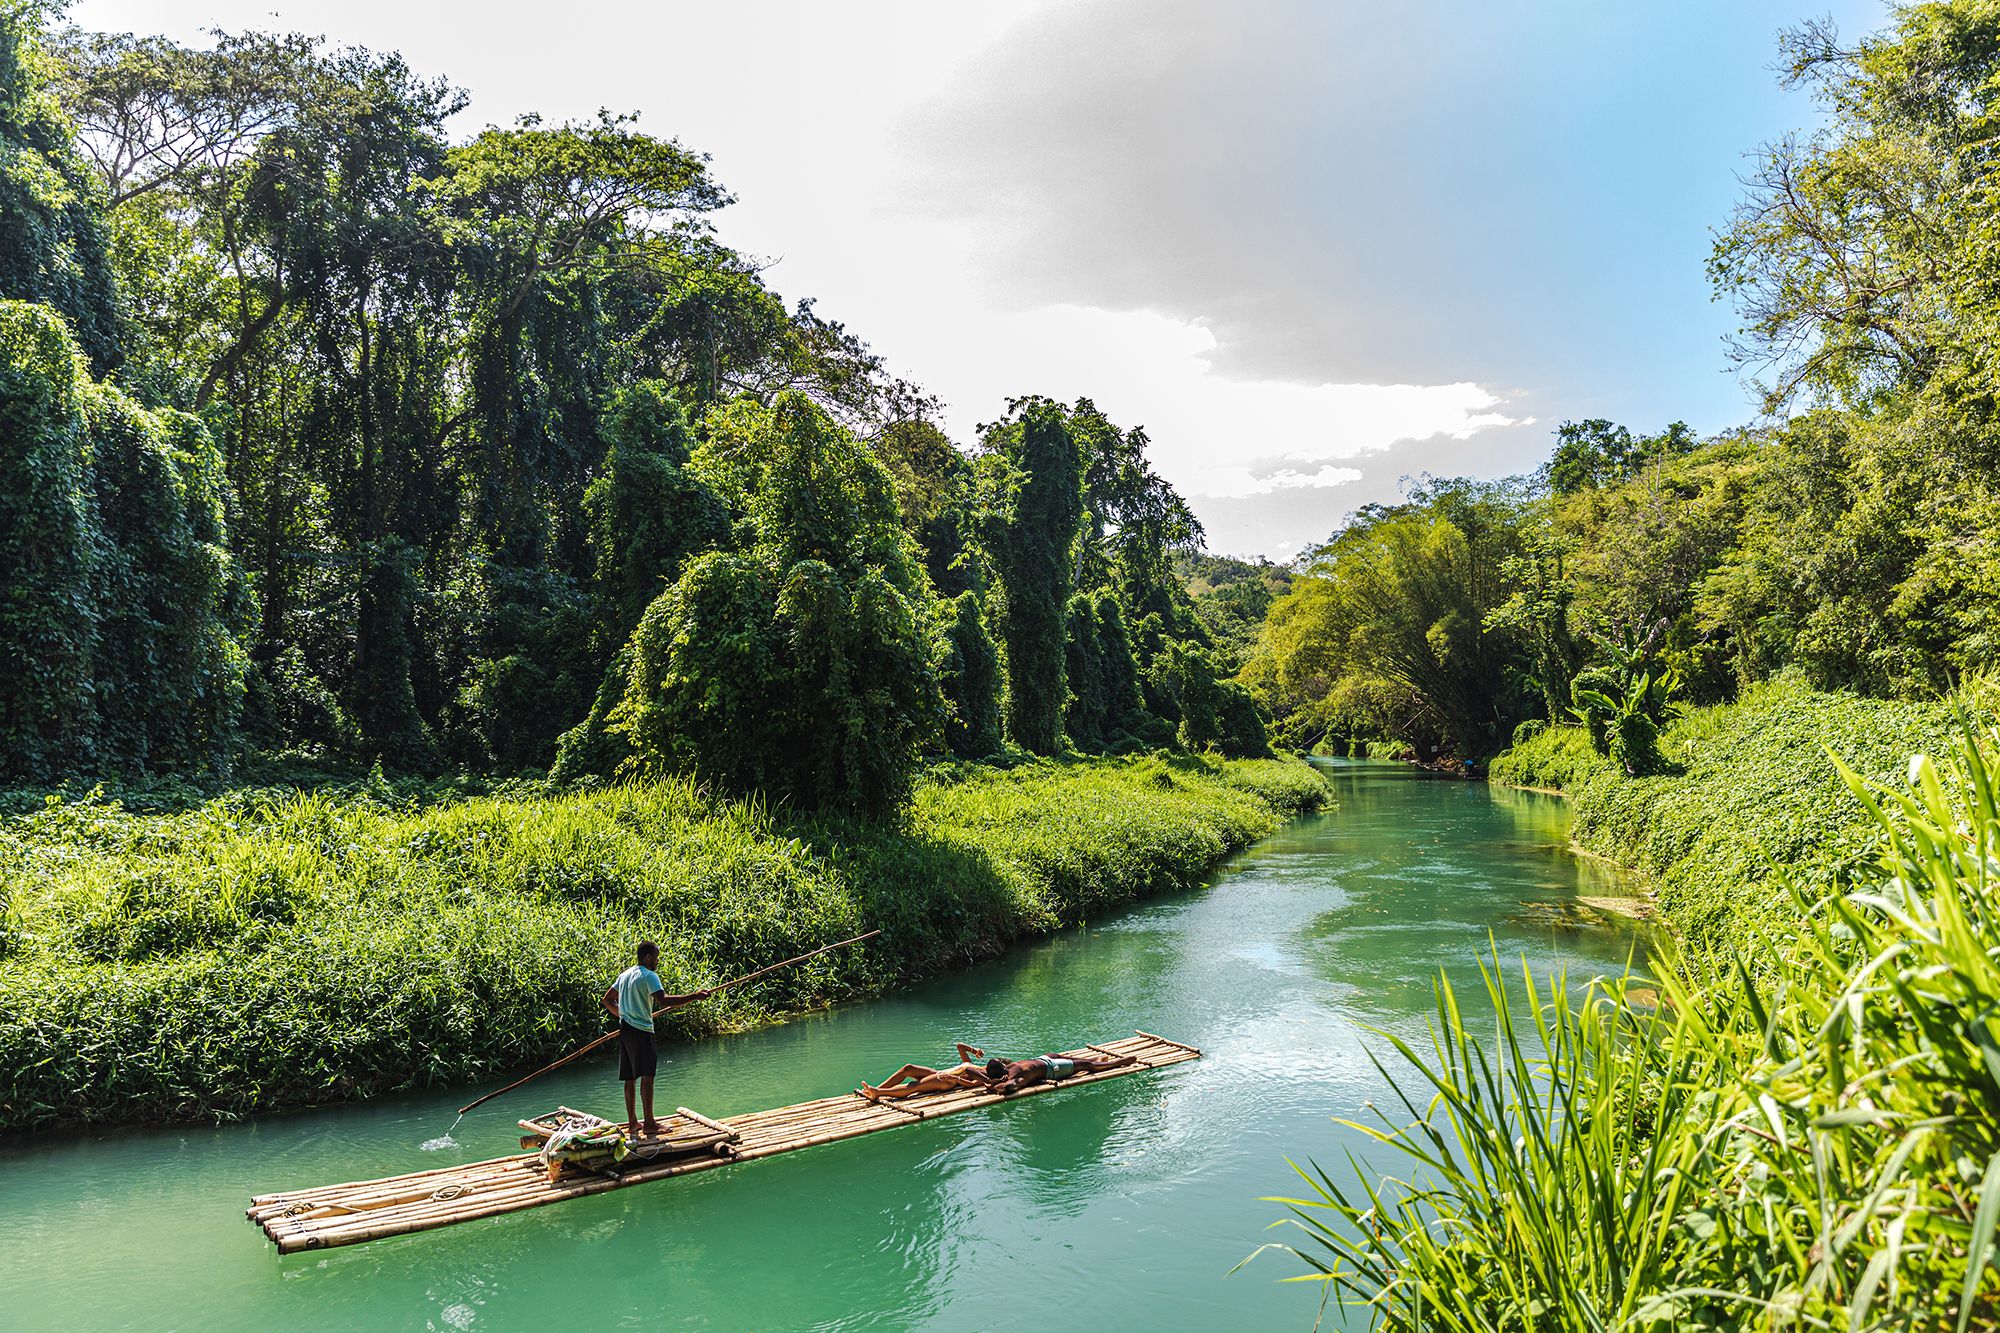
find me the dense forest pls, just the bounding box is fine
[1246,2,2000,774]
[0,6,1265,816]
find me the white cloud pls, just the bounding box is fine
[1241,466,1365,493]
[896,299,1525,501]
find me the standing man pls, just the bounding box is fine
[602,942,707,1139]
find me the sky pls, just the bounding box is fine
[73,0,1889,559]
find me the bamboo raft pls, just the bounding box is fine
[248,1031,1199,1253]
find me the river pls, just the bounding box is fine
[0,760,1647,1331]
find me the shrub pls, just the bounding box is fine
[1487,722,1608,792]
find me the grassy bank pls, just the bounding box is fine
[0,753,1329,1132]
[1490,677,1968,951]
[1272,679,2000,1325]
[1268,720,2000,1327]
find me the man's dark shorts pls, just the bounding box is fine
[617,1022,657,1081]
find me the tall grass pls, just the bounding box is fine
[0,753,1329,1130]
[1257,721,2000,1329]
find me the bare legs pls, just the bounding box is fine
[1069,1054,1137,1074]
[860,1064,942,1101]
[624,1077,659,1137]
[859,1064,989,1101]
[876,1064,940,1088]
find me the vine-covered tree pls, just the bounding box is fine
[610,393,942,816]
[978,397,1082,755]
[0,301,247,780]
[937,590,1003,758]
[1064,589,1151,751]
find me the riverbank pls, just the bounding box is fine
[0,760,1631,1329]
[1488,676,1973,951]
[0,754,1330,1133]
[1280,679,2000,1325]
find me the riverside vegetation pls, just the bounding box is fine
[0,754,1328,1131]
[1264,714,2000,1329]
[6,0,2000,1322]
[0,1,1314,1137]
[1242,4,2000,1325]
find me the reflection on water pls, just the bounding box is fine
[0,760,1648,1332]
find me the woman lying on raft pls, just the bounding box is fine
[858,1044,1137,1102]
[858,1043,992,1101]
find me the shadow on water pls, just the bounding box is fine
[0,757,1651,1332]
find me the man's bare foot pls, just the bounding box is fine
[625,1121,640,1140]
[858,1084,883,1102]
[641,1119,662,1138]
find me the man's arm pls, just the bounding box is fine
[652,987,712,1012]
[602,986,622,1020]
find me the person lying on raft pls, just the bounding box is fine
[983,1049,1137,1095]
[859,1043,994,1102]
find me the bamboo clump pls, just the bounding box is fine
[248,1031,1199,1253]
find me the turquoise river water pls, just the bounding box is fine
[0,760,1647,1331]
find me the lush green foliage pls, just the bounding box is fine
[980,398,1084,756]
[0,4,120,367]
[936,590,1004,758]
[0,301,248,781]
[0,754,1329,1128]
[1260,720,2000,1330]
[1063,588,1153,752]
[606,394,942,817]
[1246,479,1530,759]
[1179,552,1292,671]
[1484,721,1608,792]
[1567,622,1677,776]
[1544,418,1699,496]
[1574,678,1962,954]
[1492,678,1966,955]
[0,8,1281,802]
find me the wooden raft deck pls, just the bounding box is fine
[248,1031,1199,1253]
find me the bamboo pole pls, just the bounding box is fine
[247,1150,526,1208]
[1133,1029,1202,1055]
[672,1106,737,1137]
[454,929,881,1116]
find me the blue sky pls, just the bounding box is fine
[75,0,1889,557]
